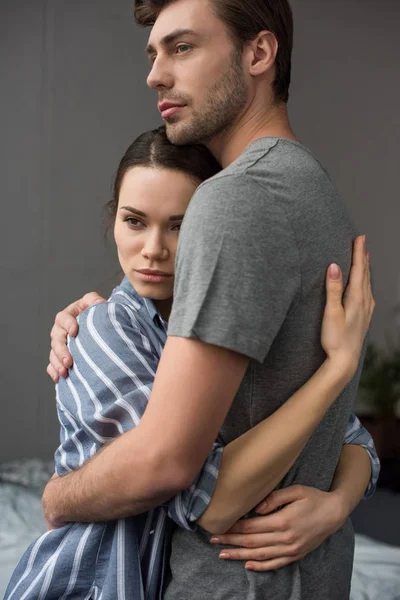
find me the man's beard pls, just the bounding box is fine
[164,49,248,146]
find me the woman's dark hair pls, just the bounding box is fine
[106,126,221,229]
[134,0,293,103]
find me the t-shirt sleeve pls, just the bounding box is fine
[168,174,301,363]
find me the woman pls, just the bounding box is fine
[6,127,375,600]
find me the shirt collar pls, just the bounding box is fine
[119,277,167,330]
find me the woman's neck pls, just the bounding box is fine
[153,297,173,322]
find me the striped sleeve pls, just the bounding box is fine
[55,301,222,529]
[343,413,380,498]
[54,301,157,474]
[166,437,223,531]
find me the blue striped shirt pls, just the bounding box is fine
[5,277,380,600]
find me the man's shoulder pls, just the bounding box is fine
[192,138,332,204]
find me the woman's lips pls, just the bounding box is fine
[136,271,173,283]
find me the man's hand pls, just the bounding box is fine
[47,292,105,382]
[43,473,67,530]
[210,485,346,571]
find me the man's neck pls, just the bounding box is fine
[207,102,298,168]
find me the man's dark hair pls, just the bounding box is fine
[134,0,293,103]
[105,126,221,229]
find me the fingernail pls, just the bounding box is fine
[329,264,340,280]
[63,358,69,367]
[210,537,220,544]
[68,328,75,336]
[245,563,255,570]
[219,552,230,559]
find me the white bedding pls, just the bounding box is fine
[351,535,400,600]
[0,461,399,599]
[0,482,47,598]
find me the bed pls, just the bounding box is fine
[1,459,399,599]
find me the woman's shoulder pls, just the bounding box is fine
[77,279,144,331]
[75,299,141,339]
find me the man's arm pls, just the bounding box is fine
[43,337,249,526]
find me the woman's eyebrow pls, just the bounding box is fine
[119,206,184,221]
[120,206,147,217]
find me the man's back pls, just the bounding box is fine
[165,138,361,599]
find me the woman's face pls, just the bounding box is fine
[114,166,199,303]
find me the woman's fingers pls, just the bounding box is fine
[325,263,343,313]
[245,554,304,572]
[222,514,286,535]
[211,532,284,549]
[219,544,299,562]
[345,235,366,304]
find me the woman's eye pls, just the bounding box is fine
[171,223,182,232]
[125,218,144,228]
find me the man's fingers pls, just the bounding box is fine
[54,294,105,336]
[245,555,303,572]
[54,312,79,337]
[49,346,71,374]
[79,292,106,311]
[47,363,59,384]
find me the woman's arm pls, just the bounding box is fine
[197,359,348,533]
[210,444,373,572]
[197,240,374,533]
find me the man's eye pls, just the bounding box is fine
[176,44,191,54]
[171,223,182,231]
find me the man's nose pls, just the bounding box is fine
[147,56,173,90]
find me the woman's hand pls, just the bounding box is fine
[47,292,105,382]
[209,485,346,571]
[321,235,374,382]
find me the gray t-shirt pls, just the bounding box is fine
[165,138,362,600]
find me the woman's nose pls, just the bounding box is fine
[141,233,168,261]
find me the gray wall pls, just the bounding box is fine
[1,0,399,460]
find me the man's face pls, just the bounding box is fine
[146,0,249,145]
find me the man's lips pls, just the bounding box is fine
[158,102,186,119]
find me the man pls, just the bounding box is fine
[45,0,378,598]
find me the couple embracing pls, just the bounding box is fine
[6,1,378,599]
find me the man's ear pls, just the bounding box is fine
[246,31,278,77]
